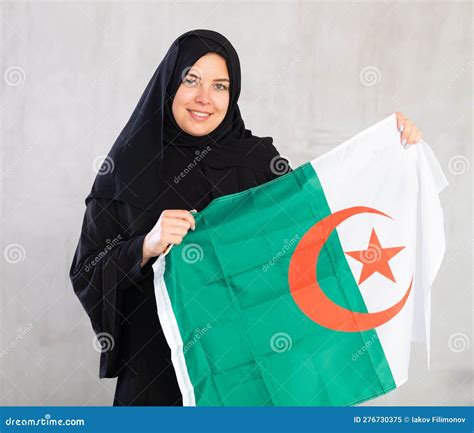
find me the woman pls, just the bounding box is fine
[69,29,422,406]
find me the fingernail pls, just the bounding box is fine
[399,124,404,133]
[401,138,407,147]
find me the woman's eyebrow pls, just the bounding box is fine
[186,72,229,82]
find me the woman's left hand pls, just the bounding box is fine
[393,112,422,148]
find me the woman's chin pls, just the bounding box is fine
[184,124,215,137]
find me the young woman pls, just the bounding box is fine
[69,29,422,406]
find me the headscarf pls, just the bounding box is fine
[86,29,286,211]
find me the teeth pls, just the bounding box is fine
[190,110,210,118]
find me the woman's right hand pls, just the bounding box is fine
[141,209,197,267]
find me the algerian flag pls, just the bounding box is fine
[152,114,448,406]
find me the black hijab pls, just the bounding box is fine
[86,29,287,211]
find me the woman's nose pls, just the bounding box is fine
[195,86,211,104]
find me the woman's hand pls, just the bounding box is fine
[141,209,197,267]
[393,112,422,148]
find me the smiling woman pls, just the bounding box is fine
[172,53,230,136]
[69,27,426,408]
[69,29,290,407]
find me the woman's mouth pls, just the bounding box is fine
[188,109,212,121]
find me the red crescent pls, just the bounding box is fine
[288,206,413,332]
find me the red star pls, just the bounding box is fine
[345,228,405,285]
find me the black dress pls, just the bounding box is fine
[69,152,281,406]
[70,28,292,407]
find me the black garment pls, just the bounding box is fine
[86,28,286,211]
[69,29,291,406]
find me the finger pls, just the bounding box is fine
[414,130,422,143]
[153,217,188,234]
[163,209,196,229]
[401,119,413,145]
[407,125,418,145]
[163,209,193,218]
[163,217,191,230]
[164,234,185,245]
[184,212,196,230]
[165,225,189,237]
[396,112,405,132]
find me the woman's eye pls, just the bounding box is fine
[183,77,198,86]
[215,83,228,91]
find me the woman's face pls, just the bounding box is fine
[172,52,230,137]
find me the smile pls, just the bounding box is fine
[188,109,212,121]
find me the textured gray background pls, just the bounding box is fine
[1,1,471,406]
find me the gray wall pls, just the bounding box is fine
[1,1,471,406]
